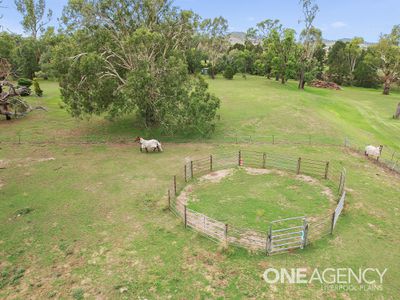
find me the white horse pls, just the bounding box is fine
[135,137,163,152]
[365,145,383,159]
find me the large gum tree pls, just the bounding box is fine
[58,0,220,135]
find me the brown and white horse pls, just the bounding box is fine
[135,137,163,152]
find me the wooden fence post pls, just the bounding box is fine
[262,153,266,169]
[174,175,177,196]
[238,150,242,166]
[302,219,308,248]
[266,225,272,256]
[330,211,336,235]
[168,189,171,210]
[224,224,228,242]
[272,135,275,145]
[184,205,187,228]
[184,165,187,182]
[338,171,343,195]
[210,155,213,172]
[190,161,194,179]
[297,157,302,175]
[324,162,329,179]
[390,151,396,162]
[393,159,398,171]
[377,146,384,161]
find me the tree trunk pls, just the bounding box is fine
[210,67,215,79]
[298,69,305,90]
[281,75,285,84]
[395,102,400,119]
[275,73,279,81]
[383,78,391,95]
[145,105,157,127]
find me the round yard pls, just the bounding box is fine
[186,167,336,231]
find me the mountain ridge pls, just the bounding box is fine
[228,32,375,48]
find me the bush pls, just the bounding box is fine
[17,78,33,87]
[35,71,49,80]
[223,65,235,80]
[33,79,43,96]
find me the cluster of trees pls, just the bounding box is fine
[1,0,399,130]
[204,0,323,90]
[326,30,400,93]
[1,0,224,135]
[204,10,400,94]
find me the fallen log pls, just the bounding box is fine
[0,80,47,120]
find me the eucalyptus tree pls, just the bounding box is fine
[327,41,349,85]
[14,0,52,40]
[297,0,320,89]
[345,37,364,85]
[255,19,297,84]
[198,17,229,79]
[367,25,400,95]
[58,0,220,135]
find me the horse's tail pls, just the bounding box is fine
[157,142,163,152]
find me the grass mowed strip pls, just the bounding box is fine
[187,168,333,231]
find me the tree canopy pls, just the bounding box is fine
[56,0,220,135]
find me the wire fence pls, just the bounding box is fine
[167,150,347,255]
[2,132,397,174]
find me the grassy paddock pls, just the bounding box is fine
[187,168,335,231]
[0,77,399,299]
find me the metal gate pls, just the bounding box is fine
[267,216,308,255]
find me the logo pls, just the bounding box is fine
[263,268,387,291]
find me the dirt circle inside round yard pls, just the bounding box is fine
[185,167,337,231]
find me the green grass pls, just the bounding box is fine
[188,168,333,231]
[207,76,400,149]
[0,76,399,299]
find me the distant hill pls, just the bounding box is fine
[228,32,250,45]
[228,32,375,48]
[322,38,375,49]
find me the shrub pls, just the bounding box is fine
[33,79,43,97]
[223,65,235,80]
[17,78,33,87]
[35,71,49,80]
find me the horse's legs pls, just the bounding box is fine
[145,148,148,153]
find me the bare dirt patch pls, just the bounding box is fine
[200,169,234,183]
[176,184,193,205]
[244,167,271,175]
[1,157,56,168]
[321,187,335,203]
[296,174,318,185]
[0,159,10,169]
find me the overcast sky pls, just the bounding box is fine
[1,0,399,42]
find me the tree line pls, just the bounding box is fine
[1,0,399,132]
[212,23,400,95]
